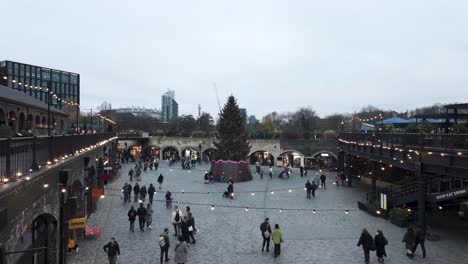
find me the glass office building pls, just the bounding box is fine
[0,60,79,110]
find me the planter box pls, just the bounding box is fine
[390,217,408,227]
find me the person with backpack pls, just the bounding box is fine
[157,174,164,189]
[127,206,137,232]
[136,203,148,231]
[148,184,156,204]
[260,218,272,252]
[305,180,312,199]
[159,228,170,264]
[172,206,183,237]
[374,230,388,263]
[357,228,375,264]
[133,183,140,202]
[271,224,284,258]
[103,238,120,264]
[174,236,189,264]
[320,173,327,189]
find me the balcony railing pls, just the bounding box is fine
[0,133,115,183]
[339,133,468,151]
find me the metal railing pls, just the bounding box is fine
[0,133,115,182]
[340,133,468,151]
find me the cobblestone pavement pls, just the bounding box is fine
[68,162,467,264]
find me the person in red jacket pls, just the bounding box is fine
[102,172,110,185]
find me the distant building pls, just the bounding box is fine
[249,115,258,125]
[239,108,247,124]
[161,90,178,122]
[114,107,161,119]
[0,60,79,110]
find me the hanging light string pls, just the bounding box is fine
[100,192,460,213]
[339,139,464,161]
[341,114,384,124]
[106,184,320,195]
[0,75,117,124]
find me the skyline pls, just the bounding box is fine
[2,0,467,118]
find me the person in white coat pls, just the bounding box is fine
[172,205,183,237]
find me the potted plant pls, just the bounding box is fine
[389,207,412,227]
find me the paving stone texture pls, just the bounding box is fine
[67,162,467,264]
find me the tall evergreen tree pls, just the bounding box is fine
[214,96,251,161]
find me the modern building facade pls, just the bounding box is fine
[161,90,178,122]
[114,107,161,119]
[0,60,80,110]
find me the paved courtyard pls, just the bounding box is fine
[68,162,467,264]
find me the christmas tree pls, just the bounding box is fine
[214,96,251,161]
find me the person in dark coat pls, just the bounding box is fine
[159,228,170,263]
[402,227,416,259]
[133,183,140,202]
[136,203,148,231]
[340,171,346,186]
[226,183,234,199]
[260,218,272,252]
[148,184,156,204]
[186,212,196,244]
[320,174,327,189]
[305,180,312,199]
[414,226,426,258]
[157,174,164,189]
[180,216,191,245]
[357,228,374,264]
[139,185,147,202]
[103,238,120,264]
[311,181,318,197]
[374,230,388,263]
[127,206,137,232]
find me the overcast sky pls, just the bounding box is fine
[2,0,468,118]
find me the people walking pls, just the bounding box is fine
[311,181,318,197]
[271,224,284,258]
[414,225,426,258]
[174,236,189,264]
[159,228,170,263]
[186,212,196,244]
[255,161,260,174]
[320,173,327,189]
[172,206,183,237]
[136,203,148,231]
[139,185,147,202]
[165,190,173,209]
[133,183,140,202]
[269,166,273,179]
[340,171,346,186]
[357,228,375,264]
[260,167,264,179]
[103,238,120,264]
[146,203,153,230]
[300,166,304,177]
[157,174,164,189]
[127,206,137,232]
[128,168,134,182]
[260,218,272,252]
[305,180,312,199]
[148,184,156,204]
[374,230,388,263]
[402,227,416,258]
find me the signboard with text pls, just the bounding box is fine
[433,188,468,202]
[68,217,86,230]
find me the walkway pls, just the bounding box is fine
[68,162,467,264]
